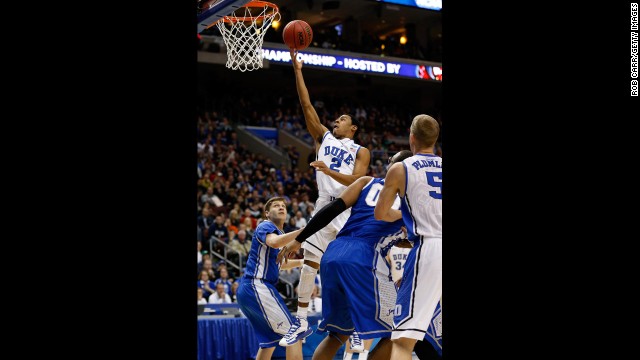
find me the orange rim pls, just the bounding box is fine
[219,1,279,24]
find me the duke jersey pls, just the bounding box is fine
[401,154,442,242]
[388,246,411,283]
[243,220,283,285]
[316,130,363,198]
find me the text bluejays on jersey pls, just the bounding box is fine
[410,159,442,170]
[324,146,354,165]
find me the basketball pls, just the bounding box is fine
[282,20,313,50]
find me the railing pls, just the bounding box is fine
[207,236,299,311]
[278,277,296,300]
[209,235,244,274]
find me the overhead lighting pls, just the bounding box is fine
[400,35,407,45]
[272,20,280,30]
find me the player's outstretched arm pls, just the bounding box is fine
[290,49,329,143]
[374,163,405,222]
[279,259,303,270]
[310,146,371,186]
[265,227,303,249]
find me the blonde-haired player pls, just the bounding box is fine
[374,114,442,360]
[236,197,307,360]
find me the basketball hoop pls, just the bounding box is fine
[211,1,280,72]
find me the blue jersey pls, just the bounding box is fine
[336,178,404,254]
[318,178,405,338]
[243,220,283,285]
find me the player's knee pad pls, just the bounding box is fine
[298,264,318,304]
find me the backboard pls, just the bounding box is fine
[197,0,253,33]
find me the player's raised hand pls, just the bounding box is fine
[310,160,330,174]
[290,49,303,70]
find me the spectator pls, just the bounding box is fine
[229,229,251,267]
[198,270,216,299]
[294,210,307,228]
[197,258,216,280]
[198,288,208,304]
[283,217,299,233]
[214,267,234,296]
[240,209,257,230]
[230,281,240,303]
[197,207,215,245]
[209,215,229,252]
[209,283,233,304]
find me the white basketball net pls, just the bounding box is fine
[215,3,280,72]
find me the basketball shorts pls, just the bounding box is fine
[237,277,295,348]
[316,238,397,339]
[392,237,442,341]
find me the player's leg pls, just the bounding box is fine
[296,252,322,321]
[312,332,349,360]
[368,338,393,360]
[280,244,325,346]
[279,231,335,346]
[284,339,304,360]
[389,338,418,360]
[255,346,276,360]
[345,337,374,359]
[359,339,375,360]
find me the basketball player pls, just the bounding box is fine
[374,114,442,360]
[386,241,412,289]
[236,197,308,360]
[277,150,413,360]
[280,49,371,347]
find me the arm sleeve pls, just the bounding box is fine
[295,198,347,243]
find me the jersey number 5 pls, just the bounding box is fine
[427,172,442,199]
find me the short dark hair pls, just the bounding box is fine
[348,114,360,137]
[349,114,360,129]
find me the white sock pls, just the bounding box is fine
[359,350,369,360]
[297,306,308,319]
[297,264,317,318]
